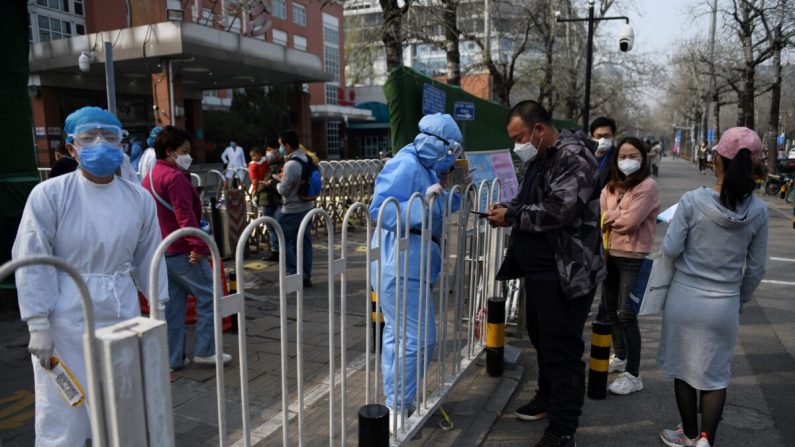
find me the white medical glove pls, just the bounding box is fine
[425,183,444,200]
[155,300,167,321]
[27,316,54,370]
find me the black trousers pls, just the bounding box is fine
[525,277,594,436]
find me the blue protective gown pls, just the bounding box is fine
[369,113,462,410]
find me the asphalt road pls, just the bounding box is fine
[484,157,795,447]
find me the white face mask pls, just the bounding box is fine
[618,159,641,176]
[595,138,613,154]
[513,128,539,163]
[175,153,193,171]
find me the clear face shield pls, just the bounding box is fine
[69,123,126,148]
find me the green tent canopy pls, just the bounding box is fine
[383,66,579,154]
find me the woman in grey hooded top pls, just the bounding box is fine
[658,127,768,447]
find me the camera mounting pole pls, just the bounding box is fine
[556,0,630,131]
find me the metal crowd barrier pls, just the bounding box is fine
[6,176,504,446]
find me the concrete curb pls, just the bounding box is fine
[466,365,524,447]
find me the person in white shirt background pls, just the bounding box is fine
[221,140,247,181]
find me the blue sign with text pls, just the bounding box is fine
[422,83,446,115]
[453,101,475,121]
[707,128,714,145]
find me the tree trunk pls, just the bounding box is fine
[736,2,755,129]
[712,93,721,141]
[767,39,782,172]
[380,0,404,71]
[442,0,460,86]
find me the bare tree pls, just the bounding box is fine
[380,0,413,71]
[344,13,384,86]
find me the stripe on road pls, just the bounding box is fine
[761,279,795,286]
[769,257,795,263]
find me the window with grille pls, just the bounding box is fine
[324,83,339,105]
[293,3,306,26]
[327,122,341,158]
[38,14,71,42]
[272,0,287,19]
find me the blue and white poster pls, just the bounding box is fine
[422,83,446,115]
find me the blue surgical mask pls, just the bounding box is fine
[279,146,286,156]
[434,151,455,174]
[77,142,123,177]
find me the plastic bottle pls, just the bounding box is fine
[694,432,710,447]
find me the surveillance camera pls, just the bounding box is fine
[78,51,93,73]
[618,24,634,52]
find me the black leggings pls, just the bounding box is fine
[674,378,726,445]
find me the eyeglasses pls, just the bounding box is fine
[70,123,126,146]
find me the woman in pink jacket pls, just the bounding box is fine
[600,136,659,396]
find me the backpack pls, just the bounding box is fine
[293,155,321,201]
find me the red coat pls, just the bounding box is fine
[248,160,269,192]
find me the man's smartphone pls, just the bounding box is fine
[470,210,489,218]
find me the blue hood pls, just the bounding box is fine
[413,113,462,170]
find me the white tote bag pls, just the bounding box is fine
[638,251,675,315]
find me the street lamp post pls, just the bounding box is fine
[557,0,632,131]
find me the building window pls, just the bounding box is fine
[293,3,306,26]
[327,121,341,158]
[73,0,83,15]
[293,35,307,51]
[272,29,288,46]
[37,14,71,42]
[324,84,339,105]
[323,45,339,81]
[323,26,339,46]
[76,24,85,35]
[37,0,68,12]
[272,0,287,19]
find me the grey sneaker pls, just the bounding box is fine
[660,425,697,447]
[193,353,232,365]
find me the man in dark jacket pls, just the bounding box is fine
[487,100,605,447]
[590,116,617,192]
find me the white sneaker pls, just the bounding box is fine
[608,372,643,395]
[608,354,627,373]
[193,353,233,365]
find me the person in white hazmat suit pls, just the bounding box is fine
[369,113,464,429]
[12,106,169,446]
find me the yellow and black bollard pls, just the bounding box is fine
[371,291,385,354]
[587,320,612,399]
[486,297,506,377]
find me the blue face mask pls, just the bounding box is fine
[434,151,455,174]
[279,146,286,156]
[77,142,124,177]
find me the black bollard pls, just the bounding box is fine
[486,297,506,377]
[587,320,612,399]
[358,404,389,447]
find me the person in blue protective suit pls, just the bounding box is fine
[369,113,465,432]
[12,106,169,447]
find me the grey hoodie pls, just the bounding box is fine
[663,187,768,304]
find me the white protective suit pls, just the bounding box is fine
[369,113,462,411]
[12,171,169,446]
[119,152,140,182]
[138,147,157,179]
[221,144,247,180]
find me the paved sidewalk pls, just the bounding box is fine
[483,157,791,447]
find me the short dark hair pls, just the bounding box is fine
[589,116,617,136]
[507,100,552,128]
[606,136,651,193]
[279,130,299,149]
[265,136,280,150]
[154,126,191,159]
[250,146,264,156]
